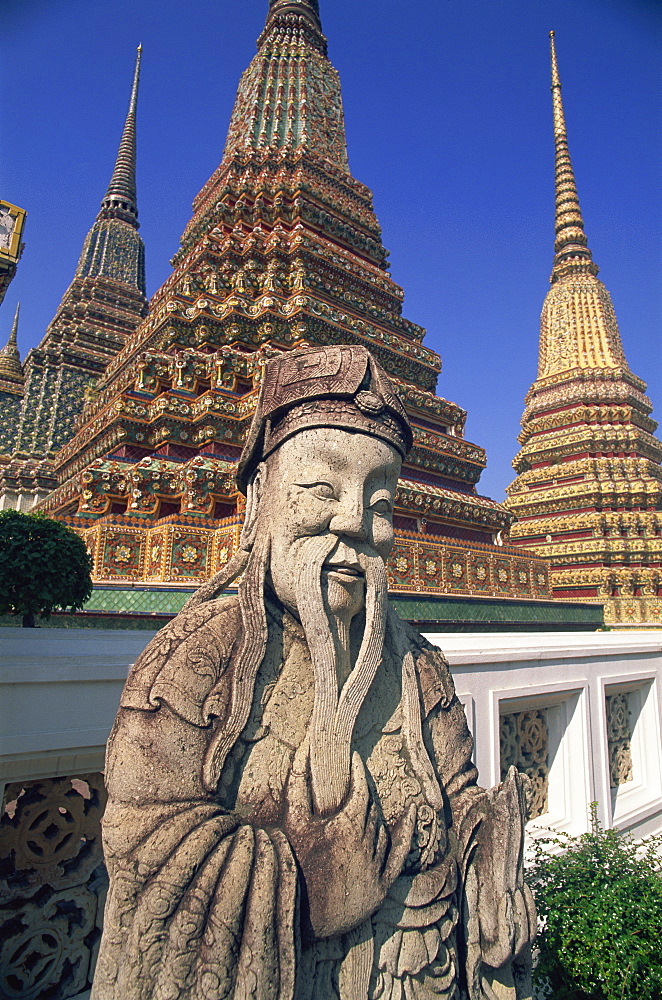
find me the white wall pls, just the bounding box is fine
[429,631,662,840]
[2,626,661,839]
[0,627,154,795]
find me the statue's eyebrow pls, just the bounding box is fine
[293,480,336,489]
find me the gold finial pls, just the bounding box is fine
[549,31,596,280]
[549,31,560,89]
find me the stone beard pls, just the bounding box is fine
[92,365,535,1000]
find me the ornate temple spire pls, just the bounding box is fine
[533,32,628,378]
[0,302,21,367]
[76,46,146,293]
[220,0,348,169]
[99,45,142,226]
[506,32,662,625]
[0,303,23,379]
[549,31,597,281]
[7,301,19,349]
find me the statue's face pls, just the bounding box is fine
[263,427,400,618]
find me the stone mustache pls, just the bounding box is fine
[92,346,535,1000]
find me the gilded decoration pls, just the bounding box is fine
[9,1,551,610]
[100,528,145,579]
[145,530,166,579]
[538,277,627,378]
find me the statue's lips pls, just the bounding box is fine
[323,562,363,579]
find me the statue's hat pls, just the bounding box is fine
[237,345,412,493]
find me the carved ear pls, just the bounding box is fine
[240,462,266,551]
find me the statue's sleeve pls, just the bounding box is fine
[119,596,242,724]
[411,633,536,1000]
[405,625,480,801]
[92,601,299,1000]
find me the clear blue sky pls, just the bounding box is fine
[2,0,660,502]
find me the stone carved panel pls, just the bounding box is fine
[0,774,107,898]
[606,692,634,788]
[0,880,103,1000]
[0,775,107,1000]
[500,709,549,819]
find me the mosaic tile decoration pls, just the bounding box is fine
[0,52,147,513]
[83,587,193,616]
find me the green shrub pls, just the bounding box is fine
[0,510,93,626]
[528,805,662,1000]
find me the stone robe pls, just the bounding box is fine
[92,596,533,1000]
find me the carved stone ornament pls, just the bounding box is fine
[606,692,634,788]
[0,775,108,1000]
[500,710,549,821]
[92,347,535,1000]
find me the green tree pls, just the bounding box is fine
[528,806,662,1000]
[0,510,93,626]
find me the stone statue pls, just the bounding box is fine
[92,345,535,1000]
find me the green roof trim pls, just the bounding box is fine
[1,587,604,633]
[83,586,194,616]
[391,593,604,632]
[73,585,605,633]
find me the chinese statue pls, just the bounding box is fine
[92,346,535,1000]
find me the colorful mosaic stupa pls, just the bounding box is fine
[0,48,147,512]
[0,303,26,462]
[506,33,662,627]
[31,0,559,619]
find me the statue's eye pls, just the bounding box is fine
[370,496,393,516]
[297,481,336,500]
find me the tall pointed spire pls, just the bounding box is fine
[506,32,662,625]
[531,32,627,376]
[99,45,142,226]
[8,301,19,348]
[549,31,597,281]
[1,45,148,503]
[0,302,24,384]
[266,0,323,34]
[76,46,146,292]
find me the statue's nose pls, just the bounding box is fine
[329,498,367,542]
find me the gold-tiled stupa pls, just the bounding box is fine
[506,33,662,627]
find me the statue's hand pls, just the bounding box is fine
[284,740,416,939]
[465,767,537,969]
